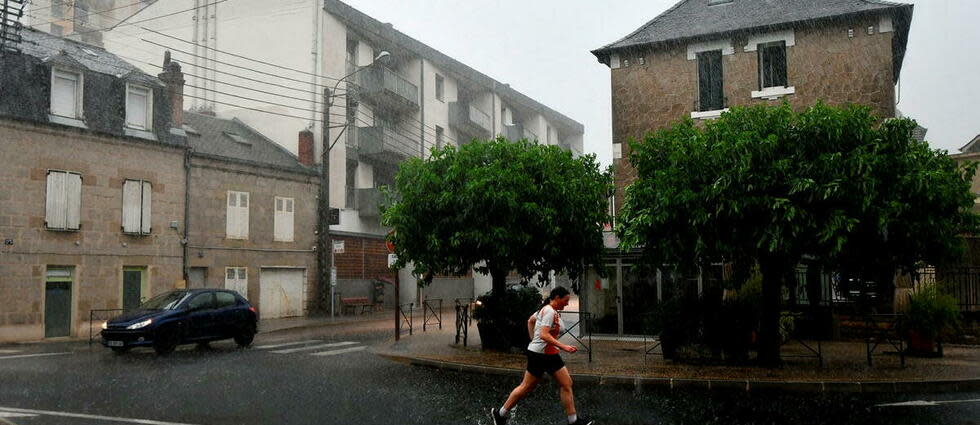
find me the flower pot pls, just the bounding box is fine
[907,330,936,355]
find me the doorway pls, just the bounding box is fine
[44,267,73,338]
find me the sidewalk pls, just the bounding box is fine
[259,310,393,334]
[375,322,980,394]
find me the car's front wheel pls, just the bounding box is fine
[234,323,256,348]
[153,327,180,355]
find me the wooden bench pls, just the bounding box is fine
[341,297,373,315]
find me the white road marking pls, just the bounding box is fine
[0,406,198,425]
[270,341,358,354]
[875,398,980,407]
[0,411,39,418]
[0,350,21,354]
[254,340,321,350]
[310,346,367,357]
[0,352,71,361]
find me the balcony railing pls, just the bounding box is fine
[358,66,419,114]
[449,101,492,140]
[504,123,524,141]
[356,187,383,217]
[524,129,540,142]
[355,125,419,165]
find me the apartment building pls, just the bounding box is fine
[24,0,154,47]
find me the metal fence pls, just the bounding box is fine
[911,267,980,311]
[454,298,473,346]
[422,298,443,332]
[398,303,414,336]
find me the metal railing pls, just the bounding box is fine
[398,302,414,336]
[423,298,443,332]
[359,66,419,108]
[455,298,473,346]
[557,311,593,363]
[865,313,906,367]
[779,311,824,367]
[88,308,125,345]
[912,266,980,311]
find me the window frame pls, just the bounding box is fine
[125,83,153,131]
[435,74,445,102]
[696,49,725,112]
[757,40,788,91]
[50,67,83,119]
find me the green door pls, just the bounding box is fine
[44,275,72,338]
[123,269,143,310]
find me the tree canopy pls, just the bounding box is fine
[382,137,613,295]
[617,103,978,364]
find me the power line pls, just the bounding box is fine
[28,0,231,43]
[26,0,147,31]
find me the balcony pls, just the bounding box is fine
[504,123,524,141]
[449,101,492,141]
[355,125,419,165]
[356,187,383,217]
[357,66,419,114]
[524,129,540,142]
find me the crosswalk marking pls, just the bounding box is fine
[0,352,70,361]
[254,340,321,350]
[310,346,367,357]
[875,398,980,407]
[270,341,358,354]
[0,406,197,425]
[0,350,21,354]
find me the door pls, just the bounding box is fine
[225,267,248,299]
[122,268,144,310]
[213,291,244,337]
[44,268,73,338]
[587,263,620,335]
[189,267,207,289]
[185,292,218,340]
[621,264,661,335]
[259,269,305,319]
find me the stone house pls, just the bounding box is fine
[0,28,186,342]
[586,0,914,335]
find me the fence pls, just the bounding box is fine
[398,303,414,336]
[912,266,980,311]
[423,298,443,331]
[88,309,125,345]
[558,311,593,362]
[454,298,473,346]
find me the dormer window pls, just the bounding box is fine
[125,83,153,130]
[50,68,83,119]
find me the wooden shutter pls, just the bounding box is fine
[141,181,152,234]
[65,173,81,230]
[697,50,724,111]
[239,193,249,239]
[226,191,237,238]
[285,199,294,242]
[274,197,284,241]
[45,171,67,229]
[122,180,140,233]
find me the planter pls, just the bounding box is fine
[906,330,939,356]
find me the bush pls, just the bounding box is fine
[472,285,542,351]
[905,283,961,341]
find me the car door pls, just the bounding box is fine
[185,292,217,340]
[213,291,243,337]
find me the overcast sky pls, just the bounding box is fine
[342,0,980,166]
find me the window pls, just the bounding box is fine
[435,125,444,149]
[45,170,81,231]
[50,23,63,36]
[226,191,249,239]
[125,84,152,130]
[51,1,64,18]
[225,267,248,298]
[758,41,787,90]
[122,180,152,235]
[215,292,238,308]
[546,125,553,144]
[50,68,82,119]
[697,50,724,111]
[435,74,444,102]
[274,197,294,242]
[186,293,215,311]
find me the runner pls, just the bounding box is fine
[490,286,594,425]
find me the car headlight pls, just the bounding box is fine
[101,321,108,330]
[126,319,153,330]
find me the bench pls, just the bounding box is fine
[341,297,373,315]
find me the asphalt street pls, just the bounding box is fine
[0,322,977,425]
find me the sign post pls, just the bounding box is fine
[388,231,399,341]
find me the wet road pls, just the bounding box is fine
[0,324,977,425]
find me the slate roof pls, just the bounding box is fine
[322,0,583,135]
[592,0,913,78]
[183,112,316,175]
[960,134,980,154]
[19,27,159,86]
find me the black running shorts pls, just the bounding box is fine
[526,351,565,377]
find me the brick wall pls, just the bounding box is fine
[610,17,897,214]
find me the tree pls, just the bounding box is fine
[382,137,613,297]
[617,103,978,365]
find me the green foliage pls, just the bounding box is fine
[381,137,614,287]
[471,285,543,350]
[905,283,961,340]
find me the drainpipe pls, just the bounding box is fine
[419,58,425,158]
[183,148,191,282]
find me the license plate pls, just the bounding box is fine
[107,340,124,347]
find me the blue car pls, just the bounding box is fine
[101,289,259,355]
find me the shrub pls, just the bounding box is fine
[472,285,542,351]
[905,283,961,341]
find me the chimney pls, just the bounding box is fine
[158,51,185,129]
[298,129,315,166]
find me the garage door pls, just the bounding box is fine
[259,269,305,319]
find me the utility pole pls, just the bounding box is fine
[318,87,334,317]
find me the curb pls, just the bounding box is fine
[377,353,980,394]
[259,316,392,335]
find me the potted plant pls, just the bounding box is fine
[471,285,542,352]
[904,283,960,356]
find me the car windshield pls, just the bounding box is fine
[139,291,188,310]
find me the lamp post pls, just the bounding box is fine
[320,51,391,318]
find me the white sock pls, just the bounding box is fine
[499,407,510,417]
[568,414,577,424]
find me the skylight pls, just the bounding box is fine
[224,131,251,146]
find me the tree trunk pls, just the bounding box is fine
[491,268,507,297]
[758,257,788,366]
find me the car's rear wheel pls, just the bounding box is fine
[234,323,256,348]
[153,327,180,355]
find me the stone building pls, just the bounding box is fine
[0,28,186,342]
[586,0,914,335]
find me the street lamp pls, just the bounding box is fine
[319,50,391,318]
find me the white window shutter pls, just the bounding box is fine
[65,173,81,230]
[240,193,249,239]
[226,192,237,238]
[122,180,140,233]
[45,171,67,229]
[51,72,77,118]
[141,181,152,234]
[285,199,294,242]
[274,198,284,241]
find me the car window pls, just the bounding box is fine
[140,291,188,310]
[215,292,237,308]
[186,293,215,311]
